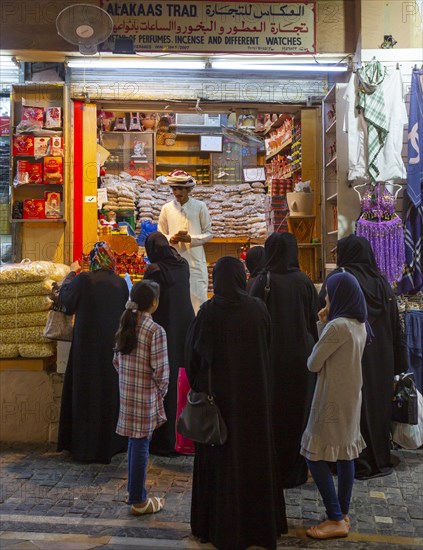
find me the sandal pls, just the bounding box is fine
[131,497,165,516]
[306,519,349,540]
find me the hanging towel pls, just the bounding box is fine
[357,58,389,182]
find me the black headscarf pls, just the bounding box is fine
[327,271,373,343]
[213,256,248,307]
[245,246,266,278]
[264,232,300,273]
[145,231,187,285]
[334,234,390,323]
[190,257,248,370]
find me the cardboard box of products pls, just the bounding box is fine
[23,199,45,219]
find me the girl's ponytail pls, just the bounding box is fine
[115,280,160,355]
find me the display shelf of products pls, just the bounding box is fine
[257,113,292,136]
[101,131,155,180]
[156,133,212,184]
[321,83,351,278]
[10,84,66,222]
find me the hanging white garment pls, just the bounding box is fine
[343,69,408,182]
[158,197,213,314]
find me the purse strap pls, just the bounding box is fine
[207,367,215,402]
[263,270,271,303]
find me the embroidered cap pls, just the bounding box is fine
[166,169,196,188]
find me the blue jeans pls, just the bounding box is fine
[306,459,355,521]
[127,437,150,505]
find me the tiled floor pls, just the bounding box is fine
[0,443,422,549]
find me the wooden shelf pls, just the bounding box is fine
[156,162,210,167]
[258,114,292,136]
[265,138,292,161]
[13,183,64,187]
[208,237,247,243]
[0,356,56,372]
[102,131,155,135]
[11,218,66,223]
[156,148,202,153]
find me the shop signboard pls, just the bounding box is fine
[100,1,316,54]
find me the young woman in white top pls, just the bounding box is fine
[301,271,373,539]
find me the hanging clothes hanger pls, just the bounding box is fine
[353,182,372,201]
[377,181,403,200]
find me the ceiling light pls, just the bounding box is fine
[212,61,348,72]
[67,58,205,70]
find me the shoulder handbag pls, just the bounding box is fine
[177,367,228,446]
[43,281,74,342]
[392,372,418,425]
[43,308,73,342]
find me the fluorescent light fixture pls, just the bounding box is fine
[212,61,348,72]
[0,56,19,69]
[67,58,204,70]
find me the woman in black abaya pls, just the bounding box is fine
[250,232,319,488]
[245,245,266,292]
[186,256,286,550]
[57,242,128,463]
[320,235,408,479]
[144,232,195,456]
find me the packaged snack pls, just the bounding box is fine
[45,106,62,128]
[23,199,45,219]
[13,135,35,156]
[44,191,62,219]
[50,136,64,156]
[114,116,127,131]
[34,137,50,157]
[43,156,63,184]
[129,112,142,131]
[16,160,43,185]
[22,106,44,128]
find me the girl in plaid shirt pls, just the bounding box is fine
[114,280,169,516]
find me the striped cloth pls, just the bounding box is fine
[357,58,389,182]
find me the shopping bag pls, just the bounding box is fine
[43,309,73,341]
[175,368,195,455]
[43,280,74,342]
[392,389,423,449]
[392,372,418,425]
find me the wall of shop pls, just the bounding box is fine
[361,0,423,49]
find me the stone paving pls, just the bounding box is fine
[0,443,422,549]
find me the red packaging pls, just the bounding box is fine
[23,199,45,219]
[44,191,62,219]
[45,107,62,129]
[13,135,35,156]
[16,160,43,184]
[34,137,50,157]
[43,156,63,184]
[0,116,10,136]
[50,136,64,156]
[22,106,44,128]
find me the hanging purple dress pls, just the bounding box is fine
[356,186,405,285]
